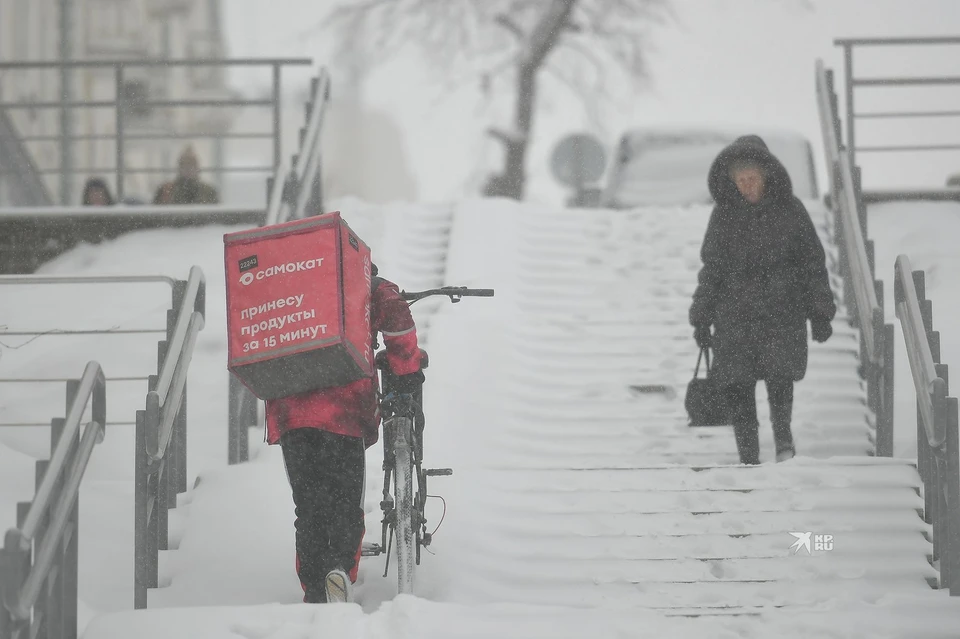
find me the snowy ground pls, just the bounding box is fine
[4,196,960,637]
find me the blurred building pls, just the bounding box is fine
[0,0,234,205]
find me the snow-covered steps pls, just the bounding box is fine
[337,197,457,348]
[78,591,960,639]
[453,457,937,614]
[80,449,960,639]
[503,202,872,464]
[435,203,939,617]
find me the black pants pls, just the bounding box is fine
[724,379,794,465]
[280,428,365,596]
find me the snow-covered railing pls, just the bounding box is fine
[894,254,960,594]
[816,59,895,456]
[0,205,265,275]
[836,151,882,356]
[814,60,843,201]
[0,361,106,639]
[264,68,331,227]
[135,267,206,609]
[0,274,180,429]
[228,67,332,464]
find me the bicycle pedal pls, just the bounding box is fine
[361,543,383,557]
[424,468,453,476]
[380,498,394,510]
[422,533,433,547]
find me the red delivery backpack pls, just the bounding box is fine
[223,212,375,400]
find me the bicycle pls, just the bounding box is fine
[360,286,494,595]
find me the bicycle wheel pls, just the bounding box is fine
[392,415,417,594]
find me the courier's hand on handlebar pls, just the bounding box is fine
[392,370,425,394]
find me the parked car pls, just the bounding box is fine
[556,126,820,208]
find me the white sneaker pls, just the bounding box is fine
[776,448,796,463]
[324,568,353,603]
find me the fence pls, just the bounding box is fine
[0,362,107,639]
[894,255,960,594]
[134,267,205,608]
[0,57,312,205]
[832,36,960,201]
[815,60,895,456]
[227,68,331,465]
[0,274,179,429]
[818,53,960,595]
[0,266,205,614]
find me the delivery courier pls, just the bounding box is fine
[223,212,425,604]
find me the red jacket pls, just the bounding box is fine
[265,277,421,447]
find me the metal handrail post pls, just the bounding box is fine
[880,322,896,454]
[18,363,105,550]
[17,420,101,624]
[1,363,105,627]
[895,256,947,446]
[946,397,960,594]
[842,42,855,166]
[46,417,68,639]
[134,409,149,609]
[115,65,125,202]
[273,63,282,170]
[838,150,879,352]
[228,375,254,465]
[148,312,204,462]
[169,280,186,499]
[154,269,205,409]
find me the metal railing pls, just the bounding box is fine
[815,59,895,456]
[0,57,312,204]
[894,255,960,594]
[228,68,332,465]
[0,274,179,430]
[135,266,205,608]
[265,69,331,226]
[0,362,107,639]
[834,36,960,200]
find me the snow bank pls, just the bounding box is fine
[867,200,960,459]
[82,578,960,639]
[4,194,956,638]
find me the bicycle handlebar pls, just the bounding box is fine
[400,286,495,303]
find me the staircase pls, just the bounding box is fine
[0,107,52,206]
[74,199,960,638]
[450,202,938,617]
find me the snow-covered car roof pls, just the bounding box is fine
[601,126,819,208]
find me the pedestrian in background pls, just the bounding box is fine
[689,135,836,465]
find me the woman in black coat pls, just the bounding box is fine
[689,135,836,465]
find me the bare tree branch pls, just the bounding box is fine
[319,0,807,200]
[494,13,525,40]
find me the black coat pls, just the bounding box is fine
[689,135,836,385]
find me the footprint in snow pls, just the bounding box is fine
[708,561,726,579]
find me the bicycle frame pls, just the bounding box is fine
[360,286,493,590]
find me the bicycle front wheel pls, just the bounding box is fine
[392,416,416,595]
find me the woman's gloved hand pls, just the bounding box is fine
[694,325,712,349]
[811,319,833,343]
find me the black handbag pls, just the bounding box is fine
[685,348,728,426]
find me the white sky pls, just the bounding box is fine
[222,0,960,199]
